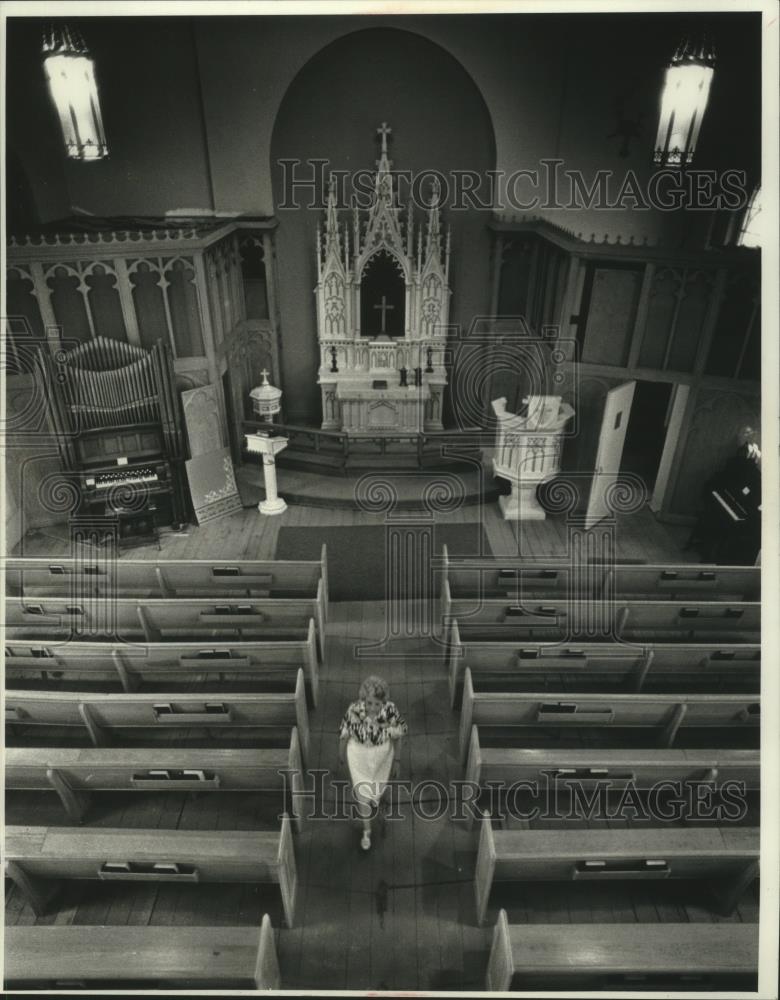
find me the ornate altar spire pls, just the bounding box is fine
[425,177,442,259]
[362,122,403,252]
[325,175,341,249]
[374,121,394,204]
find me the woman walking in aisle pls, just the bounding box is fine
[338,676,408,850]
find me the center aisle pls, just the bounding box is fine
[276,600,491,992]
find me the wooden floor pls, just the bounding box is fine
[14,496,695,565]
[9,500,755,991]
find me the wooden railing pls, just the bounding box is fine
[242,419,486,469]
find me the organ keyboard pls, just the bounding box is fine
[81,462,172,500]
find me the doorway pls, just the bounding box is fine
[620,379,674,494]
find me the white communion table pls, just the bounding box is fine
[336,381,430,433]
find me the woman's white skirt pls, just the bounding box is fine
[347,737,394,807]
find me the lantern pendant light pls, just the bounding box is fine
[43,24,108,161]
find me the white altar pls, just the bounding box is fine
[337,380,429,433]
[315,123,450,434]
[491,395,575,520]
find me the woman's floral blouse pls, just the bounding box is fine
[339,700,408,746]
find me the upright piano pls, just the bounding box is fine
[690,446,761,564]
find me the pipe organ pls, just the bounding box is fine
[35,337,188,526]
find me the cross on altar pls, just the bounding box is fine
[373,295,395,333]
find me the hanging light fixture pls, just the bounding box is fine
[43,24,108,161]
[653,37,715,168]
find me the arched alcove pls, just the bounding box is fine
[359,250,406,338]
[270,26,496,424]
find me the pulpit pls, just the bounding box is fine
[491,395,575,520]
[315,123,450,434]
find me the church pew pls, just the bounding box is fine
[445,620,761,706]
[458,668,760,762]
[606,564,759,601]
[4,915,281,989]
[485,912,758,991]
[441,587,761,647]
[464,724,761,792]
[439,545,571,600]
[474,818,759,925]
[4,592,327,661]
[5,728,306,830]
[439,547,760,602]
[5,546,328,611]
[6,668,310,763]
[5,815,298,927]
[5,622,320,706]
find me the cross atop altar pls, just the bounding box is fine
[314,124,451,434]
[376,121,392,153]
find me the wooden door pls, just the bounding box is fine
[584,381,636,529]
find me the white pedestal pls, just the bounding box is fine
[245,432,289,516]
[499,481,547,521]
[259,495,287,516]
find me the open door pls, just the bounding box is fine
[584,381,636,529]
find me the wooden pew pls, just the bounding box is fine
[486,911,758,991]
[458,668,760,762]
[445,621,761,706]
[4,914,281,989]
[5,815,298,927]
[4,593,327,662]
[5,728,307,830]
[6,668,310,763]
[5,623,320,706]
[442,585,761,645]
[475,816,759,924]
[464,724,762,792]
[439,545,571,601]
[6,545,329,610]
[607,564,759,601]
[439,547,759,602]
